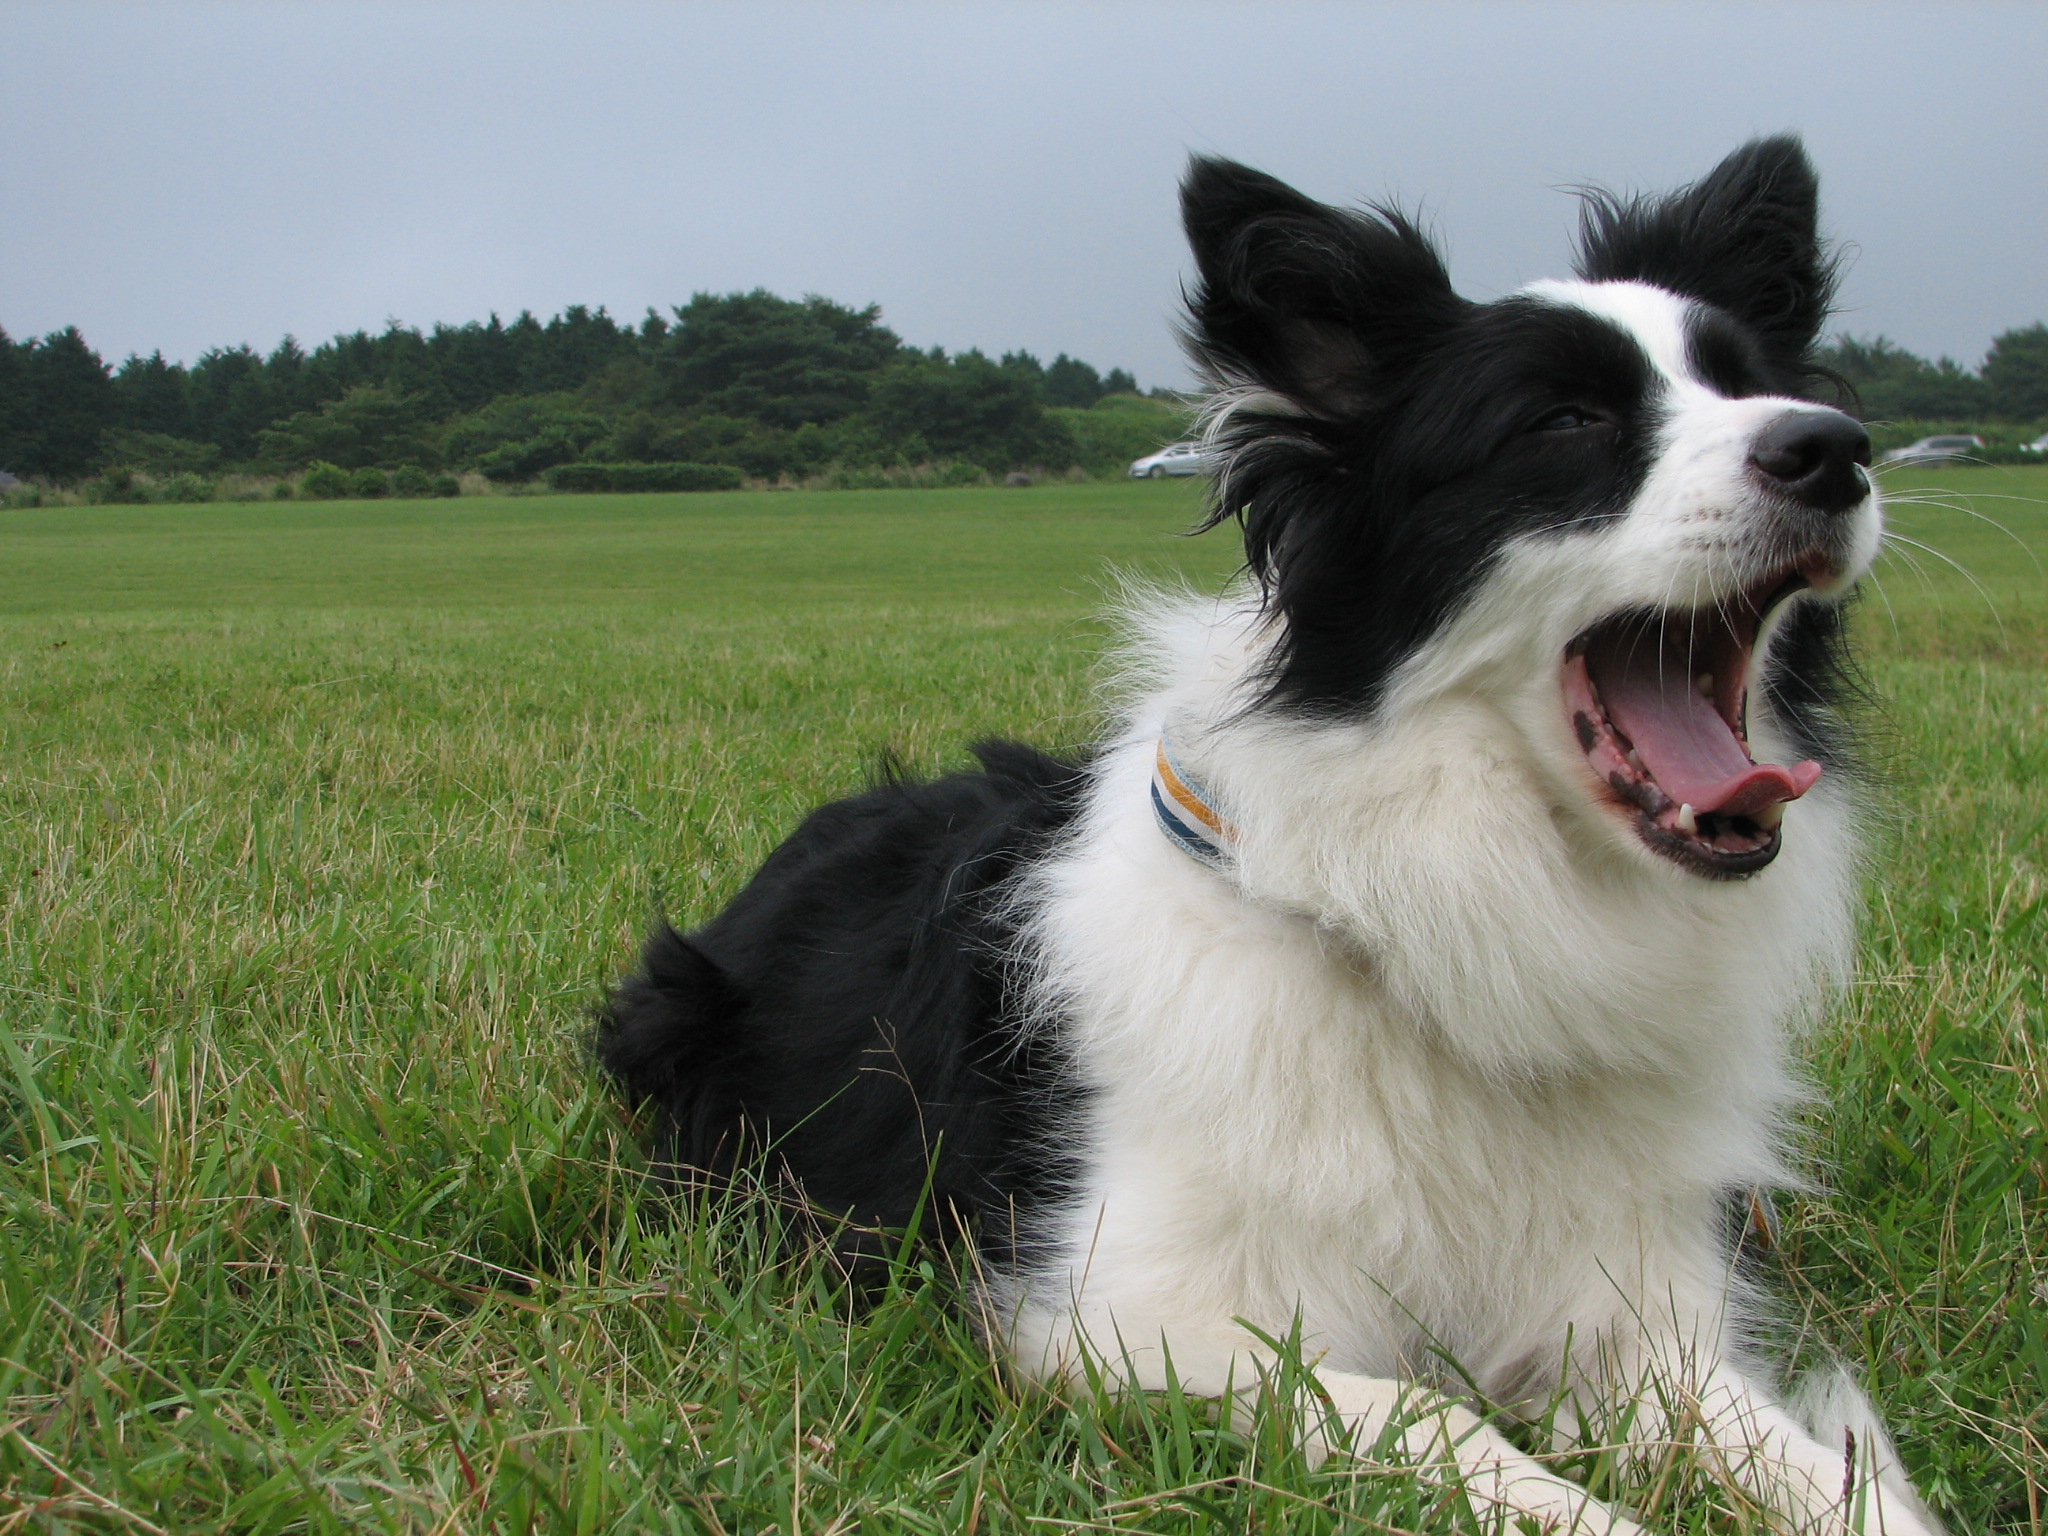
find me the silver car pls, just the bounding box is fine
[1878,433,1986,466]
[1129,442,1209,478]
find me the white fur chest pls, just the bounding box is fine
[1006,596,1855,1390]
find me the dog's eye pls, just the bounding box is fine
[1533,407,1603,432]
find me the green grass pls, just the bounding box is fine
[0,469,2041,1533]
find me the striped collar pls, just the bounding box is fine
[1150,736,1238,869]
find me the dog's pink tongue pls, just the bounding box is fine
[1589,643,1822,816]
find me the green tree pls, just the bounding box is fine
[256,385,435,471]
[112,351,193,437]
[99,430,222,476]
[870,349,1077,471]
[657,291,903,428]
[1049,393,1194,475]
[300,461,350,499]
[17,327,115,481]
[188,344,285,459]
[0,327,26,475]
[439,392,610,480]
[1981,324,2048,421]
[1815,335,1988,421]
[1042,353,1105,408]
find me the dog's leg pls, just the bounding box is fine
[1020,1314,1647,1534]
[1588,1334,1943,1536]
[1682,1364,1940,1536]
[1311,1367,1652,1535]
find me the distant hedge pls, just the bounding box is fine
[544,461,745,493]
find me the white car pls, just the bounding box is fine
[2021,431,2048,455]
[1129,442,1209,478]
[1878,433,1986,466]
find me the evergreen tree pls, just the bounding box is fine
[1982,324,2048,421]
[18,327,115,480]
[255,385,435,471]
[1814,335,1987,420]
[0,326,28,474]
[999,350,1047,392]
[188,344,283,458]
[870,348,1076,470]
[1042,352,1105,408]
[658,291,903,427]
[111,351,193,437]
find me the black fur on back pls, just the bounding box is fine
[596,740,1088,1265]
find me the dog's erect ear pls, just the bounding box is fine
[1575,135,1835,359]
[1180,156,1464,417]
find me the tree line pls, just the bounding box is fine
[4,295,2041,492]
[0,291,1181,488]
[1814,326,2046,425]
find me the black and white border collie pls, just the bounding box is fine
[601,138,1942,1534]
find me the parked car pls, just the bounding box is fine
[1878,434,1986,466]
[1129,442,1209,478]
[2021,432,2048,455]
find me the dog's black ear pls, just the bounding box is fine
[1574,136,1835,359]
[1180,156,1464,417]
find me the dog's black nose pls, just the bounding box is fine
[1748,409,1871,515]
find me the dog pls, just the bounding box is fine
[599,136,1942,1533]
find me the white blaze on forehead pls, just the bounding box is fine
[1520,278,1699,391]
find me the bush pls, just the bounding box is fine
[1049,393,1195,476]
[300,462,351,499]
[391,464,435,497]
[83,467,149,505]
[870,350,1077,471]
[430,475,461,498]
[544,461,745,493]
[98,430,222,477]
[805,459,992,491]
[271,480,295,500]
[255,385,435,473]
[348,467,390,499]
[156,473,215,504]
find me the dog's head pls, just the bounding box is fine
[1181,136,1875,881]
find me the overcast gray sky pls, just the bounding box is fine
[4,1,2043,389]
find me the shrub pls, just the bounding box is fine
[391,464,435,497]
[83,467,149,505]
[300,462,350,499]
[544,461,745,493]
[271,480,295,500]
[156,474,215,504]
[430,474,461,498]
[804,459,992,491]
[255,385,434,472]
[870,350,1077,471]
[348,467,390,499]
[98,430,222,477]
[1049,393,1195,476]
[441,394,607,474]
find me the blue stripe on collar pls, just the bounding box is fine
[1151,737,1237,868]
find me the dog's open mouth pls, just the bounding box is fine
[1563,570,1822,877]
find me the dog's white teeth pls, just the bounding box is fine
[1752,801,1786,831]
[1675,803,1698,836]
[1695,672,1715,698]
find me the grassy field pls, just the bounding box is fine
[0,469,2041,1533]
